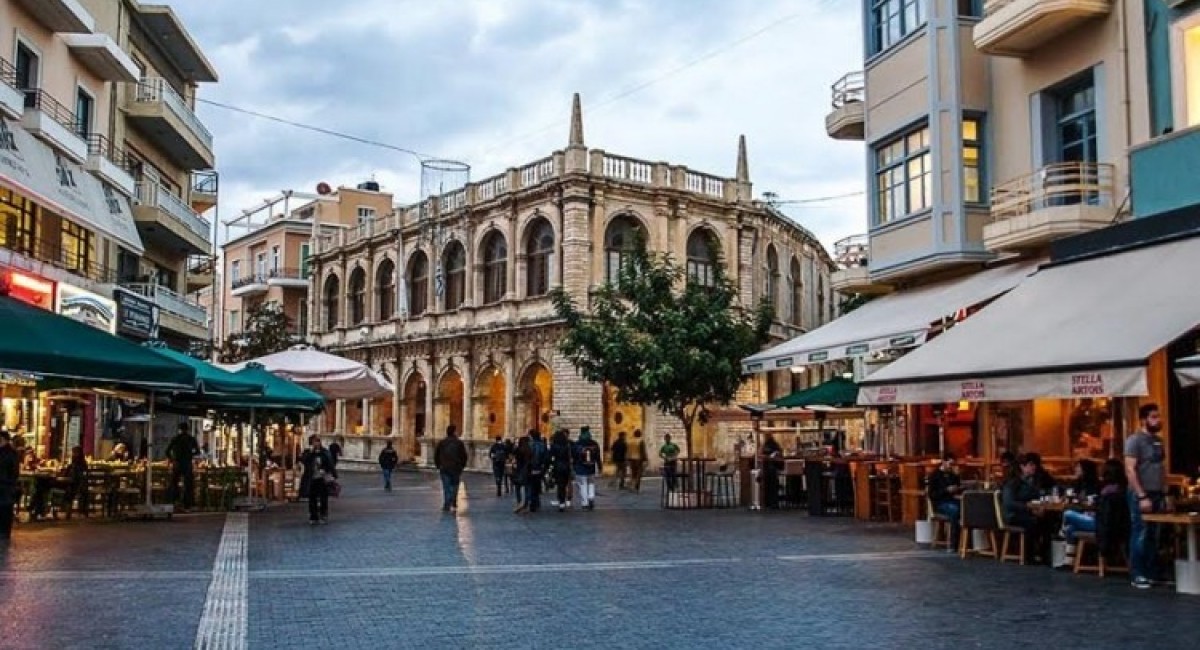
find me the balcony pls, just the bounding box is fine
[122,282,207,340]
[61,34,139,83]
[825,72,865,141]
[230,274,268,297]
[85,135,136,197]
[13,0,93,33]
[974,0,1112,57]
[983,162,1115,251]
[0,58,23,119]
[829,234,892,295]
[268,267,309,289]
[125,78,215,170]
[1130,124,1200,218]
[132,182,212,255]
[0,236,117,298]
[186,255,214,293]
[21,90,88,163]
[191,171,218,213]
[135,4,219,83]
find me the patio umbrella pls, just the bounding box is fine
[144,343,264,397]
[1176,354,1200,388]
[231,346,392,399]
[771,377,860,409]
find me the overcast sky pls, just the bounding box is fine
[170,0,865,250]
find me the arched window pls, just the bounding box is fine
[407,251,429,316]
[686,228,718,287]
[790,257,803,325]
[817,274,826,325]
[442,241,466,310]
[482,231,507,305]
[604,215,643,285]
[525,218,554,297]
[376,259,395,321]
[765,245,779,307]
[322,274,340,330]
[348,267,366,325]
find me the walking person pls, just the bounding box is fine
[299,435,335,525]
[573,427,602,510]
[378,441,399,491]
[522,429,549,513]
[489,436,509,497]
[165,423,200,513]
[549,429,573,512]
[1125,403,1167,589]
[434,425,468,513]
[511,434,530,511]
[628,429,648,492]
[0,431,19,544]
[610,431,628,490]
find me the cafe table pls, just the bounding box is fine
[1143,512,1200,595]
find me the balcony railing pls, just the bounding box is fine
[23,89,84,137]
[0,234,120,284]
[831,71,865,110]
[0,57,17,89]
[989,162,1115,222]
[192,170,219,195]
[132,77,213,150]
[231,274,267,290]
[122,282,206,325]
[833,234,869,268]
[134,182,211,242]
[268,267,306,281]
[87,133,131,171]
[187,254,214,274]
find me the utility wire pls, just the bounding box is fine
[772,190,864,205]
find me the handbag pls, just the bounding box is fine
[328,479,341,498]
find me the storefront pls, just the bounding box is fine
[0,266,55,310]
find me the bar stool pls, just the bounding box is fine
[928,496,952,550]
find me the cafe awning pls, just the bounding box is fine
[175,363,325,413]
[145,344,264,396]
[772,378,860,408]
[1177,355,1200,388]
[859,236,1200,405]
[741,260,1038,373]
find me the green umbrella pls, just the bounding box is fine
[144,343,265,396]
[176,363,325,412]
[772,377,860,409]
[0,294,195,390]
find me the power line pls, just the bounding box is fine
[771,190,864,205]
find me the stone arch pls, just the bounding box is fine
[435,366,464,439]
[602,212,648,285]
[401,369,427,454]
[517,360,553,436]
[479,229,508,305]
[375,257,396,321]
[764,243,780,307]
[347,265,367,325]
[321,273,340,330]
[789,255,804,326]
[685,224,721,286]
[472,361,507,439]
[440,239,467,310]
[406,249,430,316]
[523,216,555,298]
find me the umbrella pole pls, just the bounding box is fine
[145,393,155,509]
[248,408,256,501]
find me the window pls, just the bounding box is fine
[357,207,375,224]
[271,245,280,272]
[963,117,984,203]
[1049,73,1099,206]
[686,229,718,287]
[299,243,310,278]
[525,219,554,297]
[298,302,308,338]
[481,231,507,304]
[348,267,366,325]
[60,220,93,275]
[443,241,466,310]
[230,260,240,284]
[229,310,239,335]
[1183,24,1200,127]
[376,259,395,320]
[790,257,804,325]
[322,275,340,329]
[874,125,932,224]
[764,245,779,307]
[74,88,93,138]
[604,215,644,285]
[870,0,925,55]
[255,252,266,279]
[0,188,36,255]
[817,275,826,325]
[408,251,429,316]
[957,0,982,18]
[14,42,38,90]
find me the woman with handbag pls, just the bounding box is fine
[299,435,335,525]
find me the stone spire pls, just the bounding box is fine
[568,92,584,148]
[736,134,749,183]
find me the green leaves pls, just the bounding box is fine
[218,303,296,364]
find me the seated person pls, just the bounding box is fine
[1071,458,1100,498]
[1002,453,1052,562]
[927,454,962,547]
[1063,458,1125,557]
[1023,452,1058,492]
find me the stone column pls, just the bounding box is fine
[503,351,516,438]
[461,355,475,440]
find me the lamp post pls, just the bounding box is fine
[739,403,776,511]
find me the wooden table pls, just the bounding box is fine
[1144,512,1200,595]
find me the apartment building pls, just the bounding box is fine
[0,0,218,351]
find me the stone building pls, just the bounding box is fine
[309,95,836,467]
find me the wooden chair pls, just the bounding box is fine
[997,493,1028,565]
[1073,531,1128,577]
[927,495,952,550]
[959,490,1001,559]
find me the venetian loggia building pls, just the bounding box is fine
[308,95,836,468]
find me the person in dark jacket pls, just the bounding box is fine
[511,434,530,510]
[1064,458,1124,557]
[1024,452,1057,492]
[1002,453,1051,562]
[0,431,19,542]
[433,425,468,513]
[299,435,335,525]
[521,429,549,513]
[1070,458,1100,498]
[609,432,628,490]
[378,441,399,491]
[63,445,88,518]
[165,423,199,512]
[572,427,602,511]
[549,429,573,512]
[761,433,783,509]
[488,436,509,497]
[927,454,962,548]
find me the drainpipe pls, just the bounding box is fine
[1117,0,1133,217]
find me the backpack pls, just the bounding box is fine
[529,439,548,474]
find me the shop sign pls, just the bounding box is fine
[889,335,917,348]
[0,371,39,386]
[114,287,159,340]
[960,381,986,400]
[0,267,55,310]
[845,343,870,356]
[807,351,829,362]
[774,357,793,368]
[57,283,117,334]
[744,362,764,373]
[1070,373,1106,396]
[874,386,898,403]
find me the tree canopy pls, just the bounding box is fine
[218,302,296,364]
[551,239,771,455]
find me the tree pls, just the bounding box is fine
[218,302,296,364]
[838,292,877,315]
[551,240,771,456]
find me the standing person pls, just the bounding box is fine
[511,434,531,511]
[573,427,602,510]
[63,446,88,518]
[628,429,648,493]
[328,437,343,469]
[0,431,19,543]
[165,423,199,513]
[659,434,681,491]
[549,429,573,512]
[299,435,335,525]
[1125,403,1167,589]
[610,431,628,490]
[761,433,783,509]
[434,425,468,513]
[378,441,399,491]
[523,429,549,513]
[488,436,509,497]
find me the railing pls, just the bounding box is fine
[0,56,17,90]
[982,0,1017,16]
[135,182,212,242]
[989,162,1115,222]
[685,172,725,198]
[132,78,214,151]
[86,134,131,171]
[122,282,207,325]
[831,71,865,110]
[601,154,653,184]
[0,235,120,284]
[268,267,306,281]
[230,274,266,290]
[440,188,466,212]
[519,157,556,187]
[833,234,869,268]
[187,254,214,275]
[23,89,84,138]
[476,173,509,202]
[192,170,219,195]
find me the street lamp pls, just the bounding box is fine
[739,403,776,511]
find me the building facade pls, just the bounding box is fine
[308,96,836,466]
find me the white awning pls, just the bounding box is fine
[741,261,1038,374]
[1177,354,1200,388]
[859,236,1200,405]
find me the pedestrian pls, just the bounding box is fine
[610,431,628,490]
[165,423,200,513]
[64,445,88,518]
[520,428,549,513]
[573,427,602,510]
[0,431,19,543]
[299,435,335,525]
[549,429,573,512]
[628,429,648,492]
[1125,403,1167,589]
[488,435,509,497]
[659,433,681,491]
[511,434,530,511]
[378,441,399,491]
[328,437,343,468]
[434,425,468,513]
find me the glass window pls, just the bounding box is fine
[604,216,644,285]
[74,88,93,138]
[322,275,339,329]
[1050,73,1099,207]
[348,267,366,325]
[963,117,983,203]
[1185,26,1200,127]
[874,124,932,224]
[230,260,240,284]
[686,229,718,287]
[255,252,266,279]
[765,246,779,307]
[0,188,37,255]
[957,0,982,18]
[443,242,466,310]
[482,232,507,305]
[408,251,429,316]
[271,246,280,272]
[357,207,375,224]
[60,220,93,275]
[790,258,803,325]
[299,243,310,278]
[871,0,926,55]
[525,219,554,298]
[376,259,395,321]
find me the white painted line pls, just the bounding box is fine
[777,550,942,562]
[252,557,741,580]
[0,570,210,581]
[194,513,248,650]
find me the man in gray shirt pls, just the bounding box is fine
[1124,403,1167,589]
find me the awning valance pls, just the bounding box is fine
[1177,354,1200,388]
[859,236,1200,405]
[742,261,1037,374]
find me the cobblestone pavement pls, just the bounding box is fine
[3,470,1200,649]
